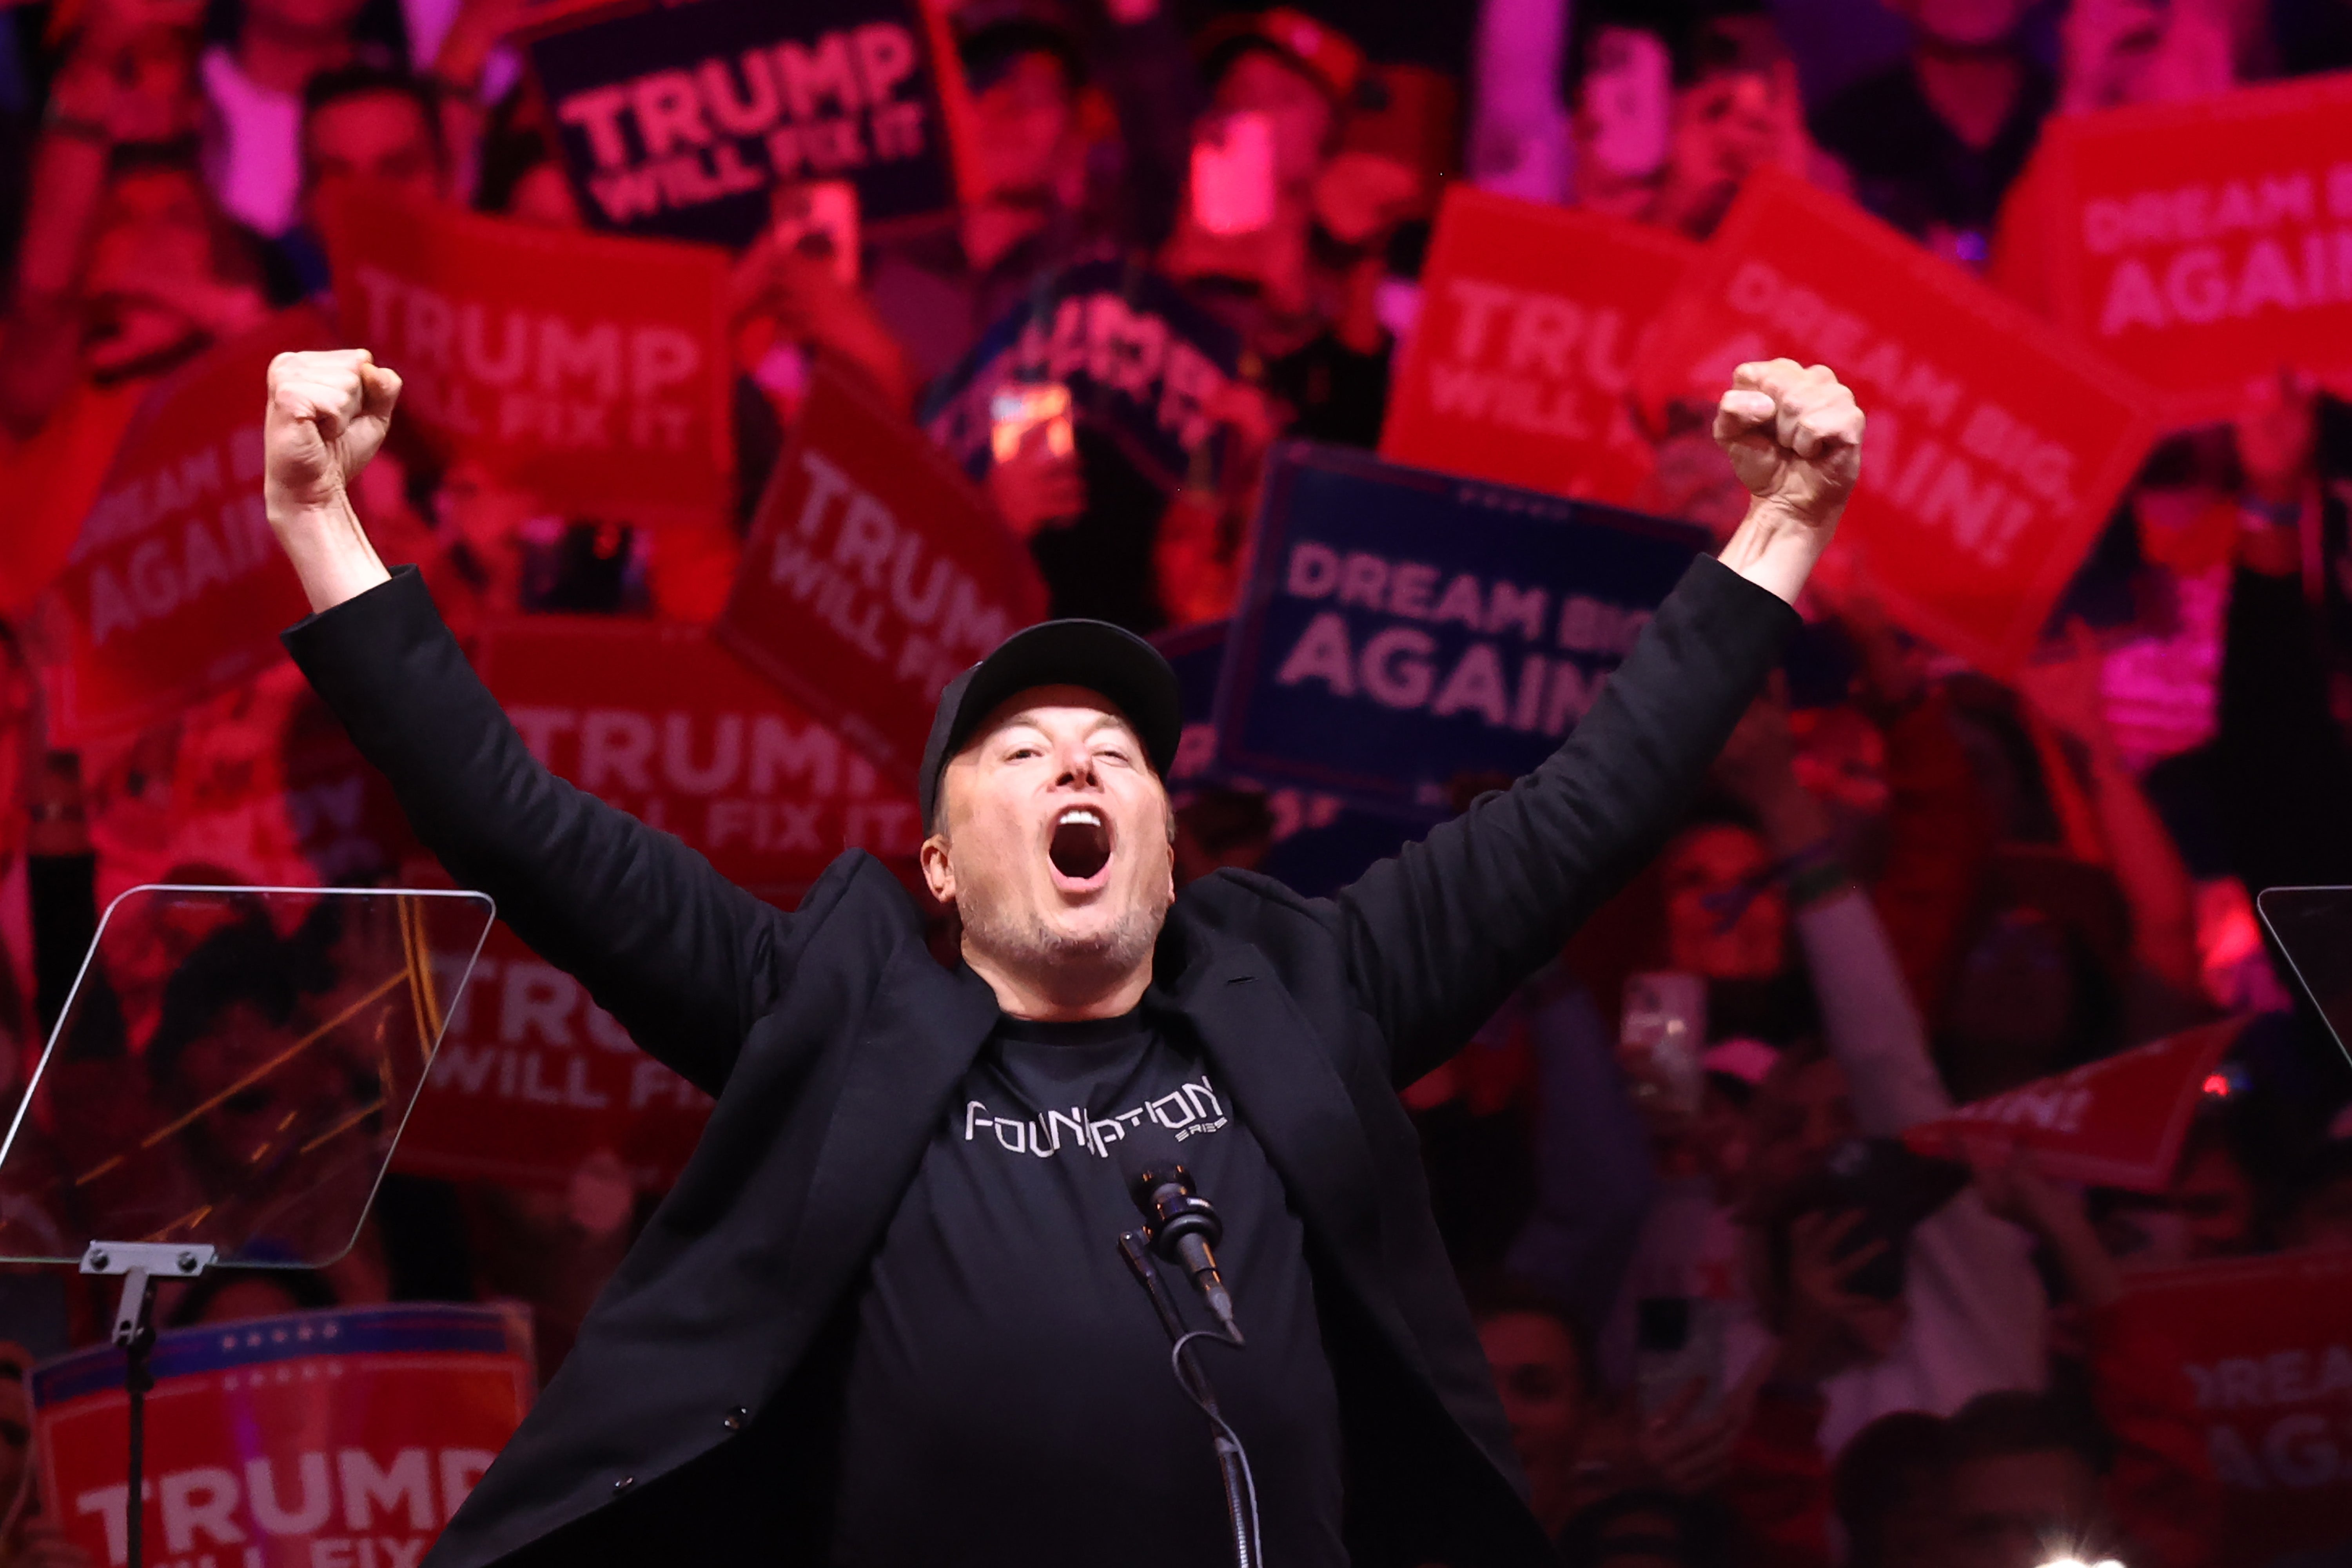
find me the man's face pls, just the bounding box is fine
[970,51,1076,205]
[1942,1449,2105,1568]
[303,90,443,233]
[175,1001,309,1171]
[2169,1141,2255,1259]
[1479,1311,1588,1474]
[924,687,1175,995]
[1662,823,1786,980]
[83,168,218,377]
[1658,44,1794,240]
[1212,49,1334,194]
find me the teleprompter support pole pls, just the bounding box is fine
[81,1242,214,1568]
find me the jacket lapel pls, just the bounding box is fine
[766,945,999,1375]
[1169,939,1437,1391]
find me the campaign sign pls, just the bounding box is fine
[475,611,924,897]
[2103,1248,2352,1561]
[169,666,423,890]
[923,257,1245,493]
[394,921,711,1190]
[1636,167,2157,677]
[2011,74,2352,424]
[35,308,332,746]
[524,0,966,247]
[1381,186,1696,503]
[321,189,733,531]
[717,365,1047,787]
[1904,1019,2242,1191]
[1153,619,1420,898]
[33,1303,532,1568]
[1214,442,1707,816]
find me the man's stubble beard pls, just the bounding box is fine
[958,879,1166,988]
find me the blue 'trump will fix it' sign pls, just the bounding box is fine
[1213,443,1707,816]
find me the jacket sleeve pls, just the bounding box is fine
[1333,554,1799,1084]
[281,568,806,1096]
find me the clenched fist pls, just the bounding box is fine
[1710,359,1864,605]
[264,349,403,515]
[261,349,400,613]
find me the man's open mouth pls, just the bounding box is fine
[1049,806,1113,883]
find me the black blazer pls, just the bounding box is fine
[283,555,1796,1568]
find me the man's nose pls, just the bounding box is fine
[1052,744,1101,788]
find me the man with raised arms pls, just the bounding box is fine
[260,344,1859,1567]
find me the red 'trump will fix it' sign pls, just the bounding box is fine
[1380,186,1695,503]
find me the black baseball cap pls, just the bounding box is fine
[919,619,1184,833]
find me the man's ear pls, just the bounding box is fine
[920,834,956,905]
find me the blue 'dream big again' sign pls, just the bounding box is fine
[1214,444,1709,816]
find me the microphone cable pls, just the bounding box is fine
[1170,1326,1261,1568]
[1120,1230,1264,1568]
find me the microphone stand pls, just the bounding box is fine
[1119,1231,1257,1568]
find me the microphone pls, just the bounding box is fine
[1116,1125,1243,1344]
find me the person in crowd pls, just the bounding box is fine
[165,1264,338,1325]
[0,98,269,616]
[1936,1391,2126,1568]
[2059,0,2246,112]
[1971,1142,2225,1568]
[1163,9,1356,354]
[1589,685,2046,1455]
[2219,371,2352,896]
[1808,0,2053,265]
[2095,1110,2260,1266]
[199,0,383,237]
[1920,624,2214,1106]
[867,0,1200,384]
[1648,2,1850,242]
[1475,1286,1607,1541]
[471,93,583,227]
[1833,1410,1955,1568]
[1558,1,1684,222]
[0,1339,95,1568]
[1466,0,1573,203]
[281,61,449,291]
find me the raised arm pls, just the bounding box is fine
[1337,361,1861,1082]
[263,350,812,1093]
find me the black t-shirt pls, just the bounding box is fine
[829,1008,1348,1566]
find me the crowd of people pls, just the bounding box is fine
[1,0,2351,1563]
